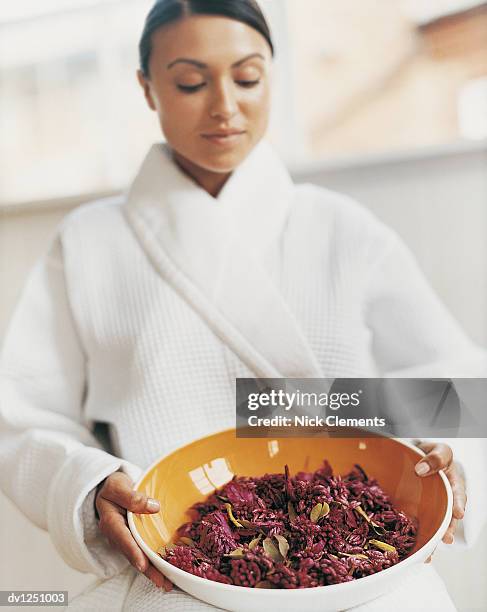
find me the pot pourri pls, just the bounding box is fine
[158,461,417,588]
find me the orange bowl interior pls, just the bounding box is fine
[132,429,448,558]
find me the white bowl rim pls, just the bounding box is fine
[128,429,453,597]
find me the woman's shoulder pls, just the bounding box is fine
[293,182,395,241]
[63,193,125,226]
[57,193,128,242]
[294,182,377,224]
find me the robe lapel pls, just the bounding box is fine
[123,140,322,378]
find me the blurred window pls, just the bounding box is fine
[285,0,487,159]
[0,0,156,204]
[1,0,486,205]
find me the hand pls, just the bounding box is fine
[414,442,466,562]
[96,471,173,591]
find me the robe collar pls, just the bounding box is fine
[124,140,322,378]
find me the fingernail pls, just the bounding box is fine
[147,498,160,512]
[136,562,145,572]
[415,462,429,476]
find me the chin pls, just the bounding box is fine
[197,145,254,174]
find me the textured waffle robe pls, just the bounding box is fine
[0,140,486,611]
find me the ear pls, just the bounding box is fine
[137,69,157,111]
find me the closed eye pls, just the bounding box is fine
[177,83,206,93]
[236,79,260,88]
[177,80,261,94]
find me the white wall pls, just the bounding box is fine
[1,143,486,609]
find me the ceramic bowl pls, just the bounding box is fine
[128,429,452,611]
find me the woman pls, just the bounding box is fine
[0,1,485,610]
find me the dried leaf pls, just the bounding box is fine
[263,537,284,562]
[371,523,387,536]
[224,503,243,528]
[284,464,294,501]
[319,502,330,518]
[310,502,323,523]
[274,534,289,558]
[157,545,167,557]
[369,539,397,553]
[199,527,208,547]
[287,501,297,521]
[353,464,368,481]
[238,519,254,529]
[178,537,195,547]
[255,580,275,589]
[338,552,369,560]
[226,547,245,558]
[355,505,371,523]
[249,535,262,550]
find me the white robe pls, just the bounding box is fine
[0,140,485,611]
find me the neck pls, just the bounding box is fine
[171,150,232,198]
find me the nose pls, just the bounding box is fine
[209,79,238,121]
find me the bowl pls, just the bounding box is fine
[128,429,452,611]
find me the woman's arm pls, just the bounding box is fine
[365,233,486,378]
[0,233,148,578]
[364,232,487,547]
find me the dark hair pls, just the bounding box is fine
[139,0,274,78]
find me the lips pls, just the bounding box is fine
[202,130,246,137]
[201,130,246,146]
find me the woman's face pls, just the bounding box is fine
[138,15,273,176]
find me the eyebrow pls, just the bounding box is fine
[166,52,265,70]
